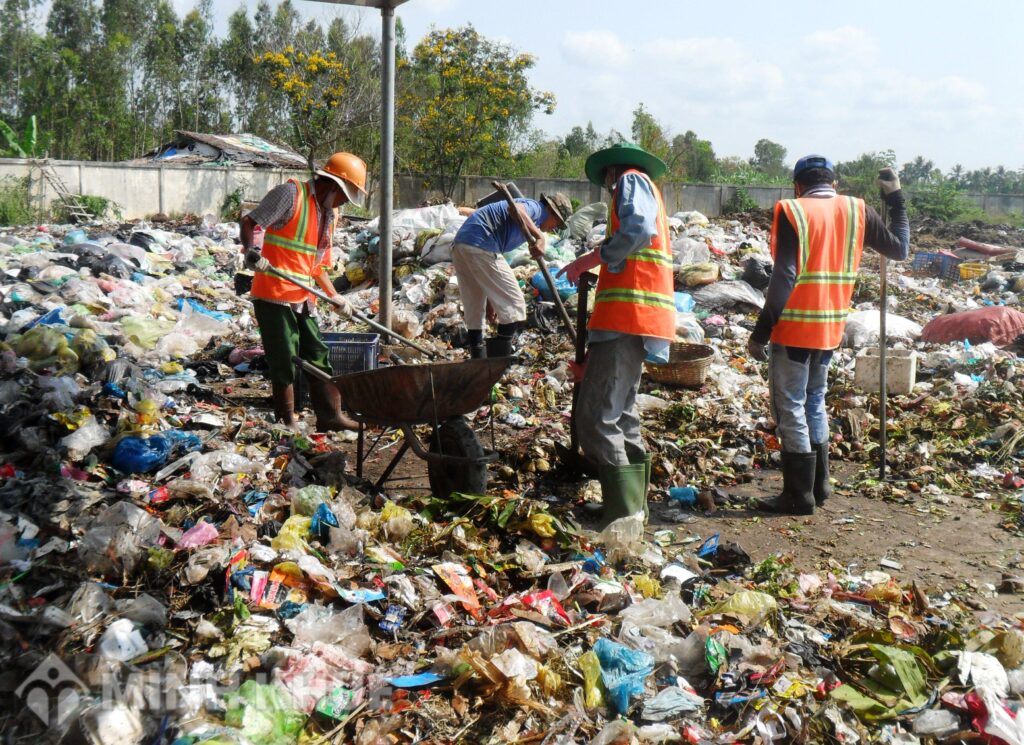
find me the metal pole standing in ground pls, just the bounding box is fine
[879,198,889,480]
[377,5,396,332]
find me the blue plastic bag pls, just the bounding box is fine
[111,435,172,473]
[594,638,654,714]
[176,297,232,323]
[531,266,575,302]
[309,502,339,540]
[111,430,202,474]
[674,292,695,313]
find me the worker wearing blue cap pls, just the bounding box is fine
[748,155,910,514]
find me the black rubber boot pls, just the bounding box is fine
[485,335,514,358]
[812,442,833,506]
[756,451,816,515]
[469,344,486,359]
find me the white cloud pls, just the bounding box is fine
[562,30,630,68]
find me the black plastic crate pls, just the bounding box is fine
[296,332,380,410]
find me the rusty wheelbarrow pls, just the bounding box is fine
[295,356,510,497]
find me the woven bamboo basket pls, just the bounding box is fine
[644,343,715,387]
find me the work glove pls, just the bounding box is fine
[330,295,354,319]
[568,358,587,383]
[876,168,901,196]
[557,251,601,286]
[747,338,769,362]
[243,249,263,271]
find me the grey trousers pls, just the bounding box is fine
[576,335,646,467]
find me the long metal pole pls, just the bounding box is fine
[879,200,889,480]
[377,4,396,332]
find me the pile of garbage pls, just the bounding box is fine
[1,203,1024,745]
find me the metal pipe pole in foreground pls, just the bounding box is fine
[879,197,889,480]
[377,5,396,331]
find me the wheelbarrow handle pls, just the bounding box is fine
[256,262,439,359]
[293,355,333,382]
[491,180,577,345]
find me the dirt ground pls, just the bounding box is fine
[277,407,1024,617]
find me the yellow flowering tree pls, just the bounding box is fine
[398,26,555,198]
[255,46,349,172]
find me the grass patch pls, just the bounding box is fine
[0,176,32,226]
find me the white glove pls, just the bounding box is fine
[876,168,901,195]
[331,295,354,319]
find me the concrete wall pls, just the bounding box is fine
[3,158,1024,220]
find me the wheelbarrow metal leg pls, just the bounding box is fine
[376,439,412,489]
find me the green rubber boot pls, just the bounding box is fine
[626,448,652,520]
[597,463,648,529]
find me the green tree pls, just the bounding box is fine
[398,25,555,198]
[835,150,896,207]
[669,130,716,182]
[750,138,787,180]
[255,44,349,171]
[899,155,940,186]
[630,104,669,162]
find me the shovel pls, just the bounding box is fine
[553,271,598,476]
[491,181,577,345]
[254,260,440,360]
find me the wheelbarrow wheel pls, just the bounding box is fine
[429,417,488,497]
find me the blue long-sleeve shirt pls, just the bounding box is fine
[453,198,548,253]
[589,172,671,362]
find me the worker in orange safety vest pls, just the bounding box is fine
[559,142,676,528]
[240,152,368,432]
[748,155,909,514]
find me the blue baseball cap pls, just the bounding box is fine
[793,154,834,180]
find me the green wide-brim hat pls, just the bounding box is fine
[584,141,668,186]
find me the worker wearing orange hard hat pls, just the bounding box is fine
[239,152,368,432]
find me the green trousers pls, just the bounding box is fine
[252,299,331,386]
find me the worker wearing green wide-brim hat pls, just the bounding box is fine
[583,141,668,187]
[557,142,675,530]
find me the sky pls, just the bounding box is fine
[200,1,1024,171]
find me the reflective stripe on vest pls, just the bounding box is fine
[770,195,865,350]
[589,169,676,340]
[250,180,332,305]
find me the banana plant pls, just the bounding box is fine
[0,116,47,158]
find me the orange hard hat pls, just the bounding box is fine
[316,152,368,206]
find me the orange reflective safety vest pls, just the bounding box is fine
[250,179,333,305]
[589,169,676,340]
[770,195,866,350]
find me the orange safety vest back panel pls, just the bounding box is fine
[769,195,866,350]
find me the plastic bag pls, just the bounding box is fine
[691,280,765,310]
[845,310,923,347]
[705,589,777,619]
[532,267,575,302]
[121,316,176,349]
[675,312,705,342]
[61,415,110,460]
[579,650,607,709]
[272,516,312,553]
[597,512,646,565]
[79,502,163,577]
[741,255,773,290]
[672,236,711,266]
[594,638,654,714]
[619,594,692,628]
[223,680,305,745]
[566,202,607,241]
[111,434,171,473]
[291,485,332,516]
[98,618,148,661]
[674,292,695,312]
[285,603,369,652]
[679,262,719,287]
